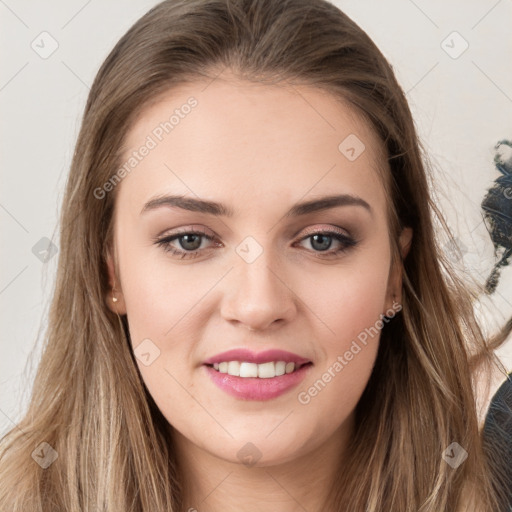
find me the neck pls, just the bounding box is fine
[171,413,354,512]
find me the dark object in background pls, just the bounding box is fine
[481,139,512,294]
[482,373,512,512]
[481,139,512,510]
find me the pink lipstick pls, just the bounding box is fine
[203,348,313,400]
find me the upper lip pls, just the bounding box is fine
[203,348,311,366]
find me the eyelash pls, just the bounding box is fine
[153,226,358,260]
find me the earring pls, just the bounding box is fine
[112,274,119,303]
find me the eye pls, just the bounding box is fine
[153,227,220,260]
[294,228,358,258]
[153,226,358,260]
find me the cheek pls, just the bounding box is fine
[119,248,208,344]
[119,250,218,405]
[121,277,171,345]
[293,251,390,415]
[300,250,391,345]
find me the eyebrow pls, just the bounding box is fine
[140,193,373,218]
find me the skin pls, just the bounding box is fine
[105,71,412,512]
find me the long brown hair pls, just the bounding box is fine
[1,0,509,510]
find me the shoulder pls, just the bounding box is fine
[484,372,512,433]
[482,372,512,512]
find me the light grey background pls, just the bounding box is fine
[1,0,512,436]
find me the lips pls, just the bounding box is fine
[204,363,312,400]
[202,348,313,400]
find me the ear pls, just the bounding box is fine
[105,247,127,315]
[384,227,413,311]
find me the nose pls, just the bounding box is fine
[220,252,297,333]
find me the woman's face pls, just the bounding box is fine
[106,74,411,467]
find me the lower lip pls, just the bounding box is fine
[203,363,313,401]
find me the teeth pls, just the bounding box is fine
[240,362,258,378]
[227,361,241,376]
[258,362,275,378]
[213,360,298,378]
[285,362,295,374]
[275,361,286,376]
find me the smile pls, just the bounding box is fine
[204,362,313,401]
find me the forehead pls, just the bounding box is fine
[116,76,389,219]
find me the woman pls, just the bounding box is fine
[0,0,510,510]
